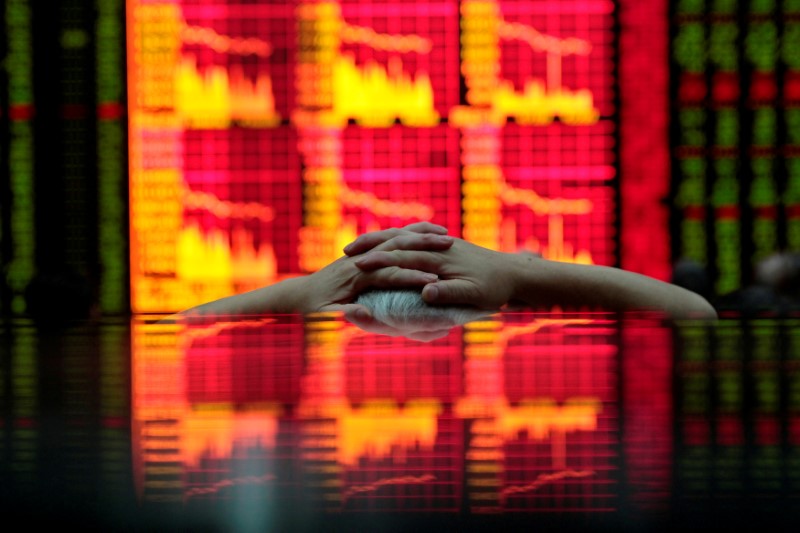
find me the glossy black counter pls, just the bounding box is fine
[1,312,799,531]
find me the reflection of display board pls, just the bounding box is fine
[466,316,616,511]
[673,321,800,511]
[126,0,628,313]
[131,315,632,512]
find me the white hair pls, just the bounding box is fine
[354,289,491,329]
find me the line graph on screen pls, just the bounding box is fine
[177,225,277,285]
[294,1,444,128]
[177,26,279,126]
[183,188,275,223]
[175,57,280,127]
[167,8,284,127]
[299,165,443,271]
[457,0,600,126]
[460,130,602,264]
[179,177,281,286]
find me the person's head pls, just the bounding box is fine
[350,289,494,341]
[671,258,711,301]
[24,266,94,327]
[755,252,800,292]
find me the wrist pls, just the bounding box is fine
[270,276,310,313]
[507,252,575,309]
[505,252,545,304]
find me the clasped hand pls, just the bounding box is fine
[343,223,524,311]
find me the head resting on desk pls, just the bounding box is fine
[349,289,494,341]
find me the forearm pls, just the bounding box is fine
[179,276,307,316]
[509,254,718,320]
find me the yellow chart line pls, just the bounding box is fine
[341,24,433,54]
[340,186,434,220]
[498,21,591,56]
[499,180,593,216]
[182,24,272,57]
[184,188,275,223]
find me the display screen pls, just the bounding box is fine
[670,0,800,294]
[126,0,619,313]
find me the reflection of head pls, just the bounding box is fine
[355,289,492,332]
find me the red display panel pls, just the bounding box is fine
[455,0,616,263]
[182,127,302,278]
[127,0,657,315]
[618,0,670,281]
[128,0,302,312]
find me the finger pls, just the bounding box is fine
[324,303,374,322]
[404,329,453,342]
[341,307,402,336]
[400,221,448,234]
[343,223,448,256]
[359,266,439,289]
[370,233,454,253]
[340,304,452,341]
[340,303,422,338]
[354,250,444,273]
[422,279,482,307]
[343,227,406,256]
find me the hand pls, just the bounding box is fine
[344,310,455,343]
[297,255,441,315]
[352,238,529,310]
[343,221,454,256]
[177,252,443,318]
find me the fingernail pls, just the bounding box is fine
[424,285,439,300]
[423,274,438,282]
[343,243,353,253]
[354,308,371,320]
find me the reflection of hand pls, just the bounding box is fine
[344,309,455,343]
[352,238,526,310]
[342,286,493,342]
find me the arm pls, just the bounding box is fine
[178,275,313,316]
[351,237,718,320]
[506,253,718,319]
[177,222,454,318]
[177,255,441,318]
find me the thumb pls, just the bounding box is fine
[422,280,481,306]
[330,303,376,323]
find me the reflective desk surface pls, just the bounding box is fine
[2,311,799,531]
